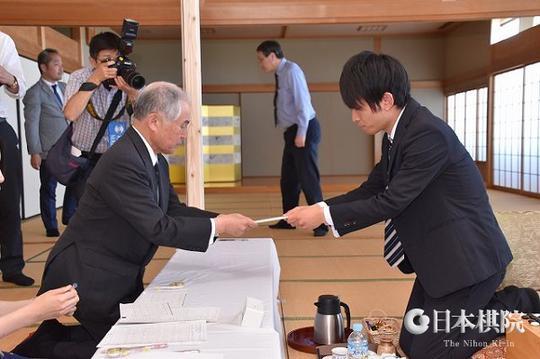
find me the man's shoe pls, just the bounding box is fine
[313,224,329,237]
[2,272,35,286]
[269,219,295,229]
[46,229,60,237]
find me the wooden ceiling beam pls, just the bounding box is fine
[201,0,540,26]
[0,0,539,26]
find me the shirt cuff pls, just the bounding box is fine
[209,218,217,246]
[296,125,308,139]
[317,201,340,238]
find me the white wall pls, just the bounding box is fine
[131,36,447,177]
[1,55,69,219]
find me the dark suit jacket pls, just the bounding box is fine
[326,98,512,299]
[23,80,68,159]
[38,127,217,340]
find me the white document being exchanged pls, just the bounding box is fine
[97,320,207,348]
[254,216,287,224]
[119,302,220,324]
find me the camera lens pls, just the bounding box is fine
[125,71,145,89]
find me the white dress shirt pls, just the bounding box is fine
[132,126,216,246]
[0,31,26,118]
[42,78,64,106]
[319,105,407,238]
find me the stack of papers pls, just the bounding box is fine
[98,288,221,351]
[119,303,220,324]
[97,320,207,347]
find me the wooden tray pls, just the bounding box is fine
[287,326,352,354]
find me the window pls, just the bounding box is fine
[493,62,540,194]
[446,87,488,162]
[491,18,520,44]
[491,17,540,45]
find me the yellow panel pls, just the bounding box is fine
[169,164,185,184]
[202,105,240,117]
[203,145,240,154]
[204,164,241,182]
[202,127,236,136]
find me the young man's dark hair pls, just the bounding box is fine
[339,50,410,112]
[256,40,284,59]
[37,48,59,74]
[89,32,122,60]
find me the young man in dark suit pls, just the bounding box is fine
[23,48,77,237]
[285,51,540,358]
[14,82,257,358]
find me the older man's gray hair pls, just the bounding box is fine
[133,82,189,122]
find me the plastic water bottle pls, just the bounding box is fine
[347,322,369,358]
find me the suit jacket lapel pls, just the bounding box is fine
[126,127,162,208]
[39,79,63,111]
[386,98,421,176]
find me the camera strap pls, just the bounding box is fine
[87,90,124,161]
[86,99,125,122]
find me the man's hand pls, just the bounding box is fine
[0,65,15,86]
[0,169,4,184]
[30,154,41,170]
[27,285,79,322]
[215,213,257,237]
[294,135,306,148]
[285,204,325,230]
[87,60,117,85]
[114,76,139,102]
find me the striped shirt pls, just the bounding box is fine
[66,66,130,153]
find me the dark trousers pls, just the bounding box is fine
[399,271,540,358]
[39,160,77,231]
[13,320,98,359]
[0,121,25,276]
[280,118,323,212]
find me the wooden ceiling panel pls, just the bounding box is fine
[0,0,539,26]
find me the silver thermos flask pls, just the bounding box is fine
[313,294,351,345]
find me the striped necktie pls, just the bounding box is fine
[384,140,405,267]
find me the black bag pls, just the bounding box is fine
[45,123,88,185]
[46,90,124,186]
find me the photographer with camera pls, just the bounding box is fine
[63,30,141,200]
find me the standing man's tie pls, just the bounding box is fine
[51,84,63,109]
[273,73,279,127]
[384,139,405,267]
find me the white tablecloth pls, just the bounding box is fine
[93,238,284,359]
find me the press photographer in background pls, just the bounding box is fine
[63,22,144,200]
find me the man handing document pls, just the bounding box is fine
[285,51,539,358]
[14,82,257,358]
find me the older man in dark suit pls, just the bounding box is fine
[286,51,540,358]
[24,48,77,237]
[14,82,257,358]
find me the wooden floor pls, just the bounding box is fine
[1,176,539,357]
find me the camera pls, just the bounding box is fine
[105,19,145,90]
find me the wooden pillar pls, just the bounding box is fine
[181,0,205,209]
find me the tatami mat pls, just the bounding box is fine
[0,183,537,358]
